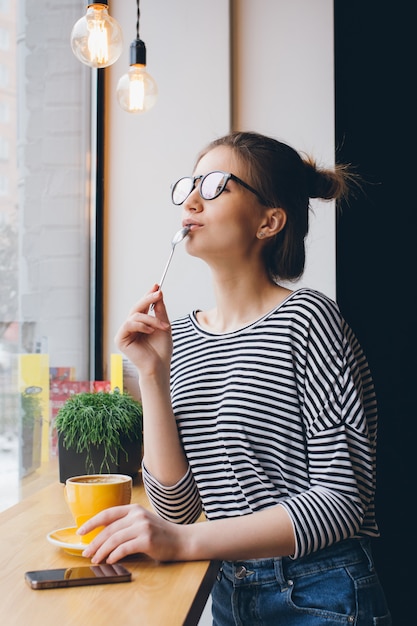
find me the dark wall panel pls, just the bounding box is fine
[334,2,416,623]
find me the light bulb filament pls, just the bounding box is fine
[129,75,145,111]
[87,17,108,65]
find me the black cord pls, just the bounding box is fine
[136,0,140,39]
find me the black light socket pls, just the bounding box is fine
[130,38,146,65]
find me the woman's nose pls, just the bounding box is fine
[183,187,203,212]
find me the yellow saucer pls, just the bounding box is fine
[47,527,87,556]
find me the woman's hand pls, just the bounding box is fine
[78,504,184,564]
[114,286,172,376]
[78,503,297,565]
[115,287,188,483]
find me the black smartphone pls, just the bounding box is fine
[25,564,132,589]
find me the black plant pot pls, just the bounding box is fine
[58,434,142,483]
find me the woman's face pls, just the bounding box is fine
[180,146,266,265]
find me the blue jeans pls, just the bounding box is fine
[211,539,391,625]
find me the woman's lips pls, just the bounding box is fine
[183,222,202,231]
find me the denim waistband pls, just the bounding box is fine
[220,538,373,587]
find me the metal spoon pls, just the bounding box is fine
[149,226,190,311]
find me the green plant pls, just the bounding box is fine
[56,390,143,474]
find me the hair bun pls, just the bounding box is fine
[303,157,347,200]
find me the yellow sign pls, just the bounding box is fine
[110,353,123,393]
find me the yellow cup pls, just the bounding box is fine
[65,474,132,544]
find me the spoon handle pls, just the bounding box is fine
[157,248,175,293]
[148,226,189,313]
[149,247,175,312]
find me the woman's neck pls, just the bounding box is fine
[197,269,292,333]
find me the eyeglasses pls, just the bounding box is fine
[171,170,267,205]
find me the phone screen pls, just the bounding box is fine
[25,564,132,589]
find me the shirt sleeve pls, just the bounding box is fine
[279,295,378,558]
[142,462,203,524]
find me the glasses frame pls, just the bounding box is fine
[171,170,267,205]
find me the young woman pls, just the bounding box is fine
[79,131,391,625]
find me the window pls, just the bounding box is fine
[0,1,10,15]
[0,101,9,123]
[0,135,8,159]
[0,0,94,511]
[0,172,7,194]
[0,64,8,88]
[0,26,9,49]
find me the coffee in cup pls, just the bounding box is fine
[65,474,132,543]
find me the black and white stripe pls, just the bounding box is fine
[142,288,379,558]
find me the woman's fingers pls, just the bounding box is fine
[127,286,158,314]
[78,505,141,562]
[78,504,181,564]
[77,505,129,536]
[113,286,173,376]
[85,527,144,564]
[115,304,169,347]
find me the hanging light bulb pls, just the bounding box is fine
[70,2,123,69]
[116,1,158,113]
[116,40,158,113]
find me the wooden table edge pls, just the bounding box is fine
[183,559,221,626]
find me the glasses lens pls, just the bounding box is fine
[172,177,194,205]
[200,172,228,200]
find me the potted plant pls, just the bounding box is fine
[56,389,143,483]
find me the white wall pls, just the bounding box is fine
[104,0,230,370]
[233,0,336,296]
[104,0,335,373]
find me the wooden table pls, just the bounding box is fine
[0,476,219,625]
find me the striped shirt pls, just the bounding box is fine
[142,288,379,559]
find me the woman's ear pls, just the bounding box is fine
[258,208,287,239]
